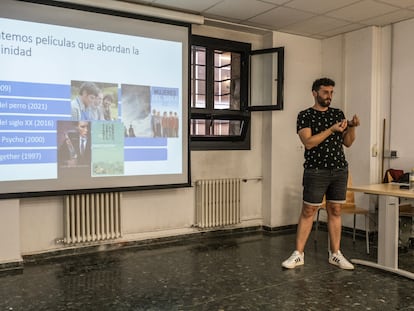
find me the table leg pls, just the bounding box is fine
[351,194,414,280]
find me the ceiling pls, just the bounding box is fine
[120,0,414,38]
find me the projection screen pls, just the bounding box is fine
[0,0,190,198]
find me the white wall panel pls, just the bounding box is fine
[390,18,414,172]
[266,32,322,227]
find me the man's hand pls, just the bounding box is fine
[331,119,348,133]
[347,115,360,127]
[343,114,359,147]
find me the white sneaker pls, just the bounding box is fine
[282,250,304,269]
[329,250,355,270]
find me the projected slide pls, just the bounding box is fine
[0,3,188,196]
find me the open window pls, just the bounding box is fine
[249,47,284,111]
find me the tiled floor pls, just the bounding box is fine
[0,229,413,310]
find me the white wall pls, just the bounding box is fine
[321,26,393,229]
[4,10,413,263]
[389,18,414,172]
[343,27,383,229]
[0,199,21,264]
[20,196,63,254]
[13,25,267,258]
[322,27,380,186]
[264,32,322,227]
[5,24,322,261]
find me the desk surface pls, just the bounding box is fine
[349,183,414,199]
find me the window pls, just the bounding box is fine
[190,36,251,150]
[190,36,284,150]
[249,47,284,111]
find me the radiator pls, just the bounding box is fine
[63,192,122,244]
[195,178,241,228]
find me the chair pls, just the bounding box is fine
[314,174,371,254]
[399,204,414,217]
[399,204,414,248]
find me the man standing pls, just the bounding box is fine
[282,77,360,270]
[58,121,91,167]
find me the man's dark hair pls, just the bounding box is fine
[103,94,114,103]
[79,81,100,96]
[312,77,335,92]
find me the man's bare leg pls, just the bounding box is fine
[295,203,318,253]
[326,202,341,253]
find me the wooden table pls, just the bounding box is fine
[348,183,414,280]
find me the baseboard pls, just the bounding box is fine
[262,224,297,234]
[8,223,373,270]
[0,260,23,274]
[21,225,264,265]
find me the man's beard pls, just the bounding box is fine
[317,94,331,108]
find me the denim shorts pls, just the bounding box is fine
[302,168,348,205]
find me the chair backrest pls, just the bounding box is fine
[345,173,355,204]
